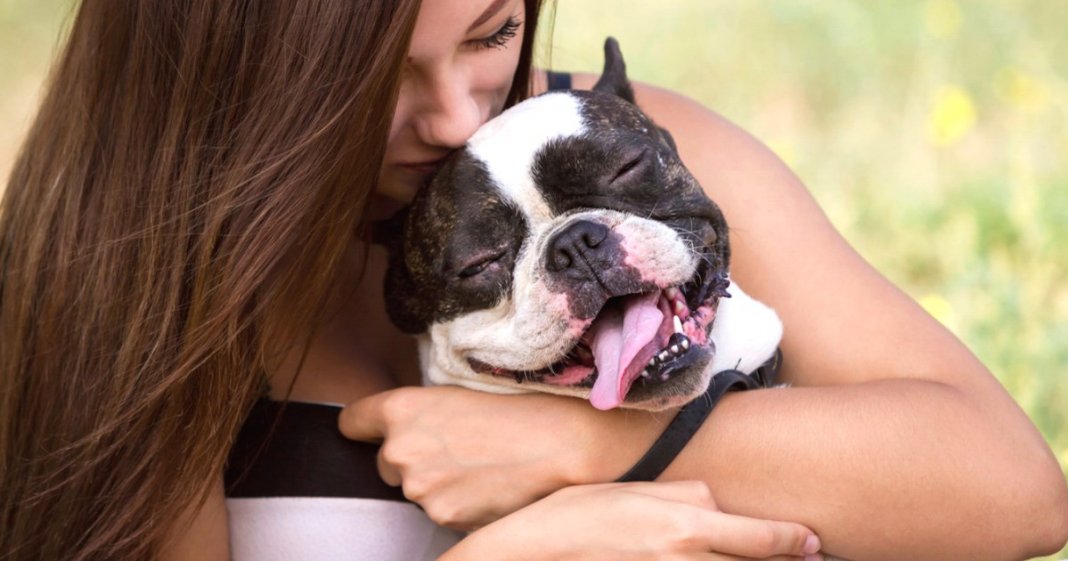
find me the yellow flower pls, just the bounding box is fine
[994,67,1051,113]
[928,85,976,147]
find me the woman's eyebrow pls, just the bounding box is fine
[468,0,510,32]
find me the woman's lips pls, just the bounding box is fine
[397,158,445,175]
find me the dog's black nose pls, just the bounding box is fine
[545,220,610,273]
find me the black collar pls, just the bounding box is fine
[616,349,783,482]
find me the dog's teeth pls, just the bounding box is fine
[660,373,670,381]
[658,351,670,362]
[649,357,659,367]
[673,315,683,334]
[673,301,686,317]
[640,369,650,378]
[666,333,691,354]
[665,287,679,300]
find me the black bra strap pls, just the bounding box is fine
[616,349,783,482]
[226,399,407,502]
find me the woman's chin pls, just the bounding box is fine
[371,171,424,217]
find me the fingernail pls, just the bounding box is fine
[803,535,821,554]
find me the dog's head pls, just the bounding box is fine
[382,39,734,411]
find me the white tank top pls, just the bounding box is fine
[227,497,462,560]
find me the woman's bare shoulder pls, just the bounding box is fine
[567,71,994,391]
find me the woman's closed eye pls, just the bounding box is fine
[469,16,521,51]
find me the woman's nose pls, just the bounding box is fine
[413,81,482,149]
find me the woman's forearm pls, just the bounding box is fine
[585,376,1068,561]
[340,368,1067,559]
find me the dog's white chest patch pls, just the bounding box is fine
[466,93,586,226]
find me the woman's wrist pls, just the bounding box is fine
[571,403,675,484]
[438,518,536,561]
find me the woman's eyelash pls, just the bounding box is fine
[472,16,522,50]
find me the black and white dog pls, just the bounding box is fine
[381,39,781,411]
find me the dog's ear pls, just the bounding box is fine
[593,37,635,104]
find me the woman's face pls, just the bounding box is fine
[377,0,527,205]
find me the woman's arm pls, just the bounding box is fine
[441,481,821,561]
[575,75,1068,560]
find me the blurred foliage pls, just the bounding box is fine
[0,0,75,184]
[2,1,1066,558]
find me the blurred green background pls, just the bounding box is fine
[2,1,1066,558]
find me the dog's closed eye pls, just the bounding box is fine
[457,252,505,279]
[609,148,649,186]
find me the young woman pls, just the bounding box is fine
[1,2,1065,561]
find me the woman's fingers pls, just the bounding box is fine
[338,389,401,442]
[374,445,402,487]
[694,509,820,559]
[446,481,824,561]
[549,482,821,559]
[609,479,720,509]
[696,555,819,561]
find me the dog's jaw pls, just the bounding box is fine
[419,280,783,410]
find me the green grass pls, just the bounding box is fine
[3,1,1066,558]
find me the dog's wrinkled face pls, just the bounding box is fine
[383,40,732,411]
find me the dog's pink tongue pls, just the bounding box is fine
[588,292,663,410]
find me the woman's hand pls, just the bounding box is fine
[338,385,667,529]
[440,480,823,561]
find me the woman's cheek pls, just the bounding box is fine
[470,50,522,116]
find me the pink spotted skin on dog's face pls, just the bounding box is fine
[535,285,596,342]
[618,222,700,288]
[565,316,592,339]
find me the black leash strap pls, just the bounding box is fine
[615,349,783,482]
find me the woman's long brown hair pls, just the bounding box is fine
[0,1,546,559]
